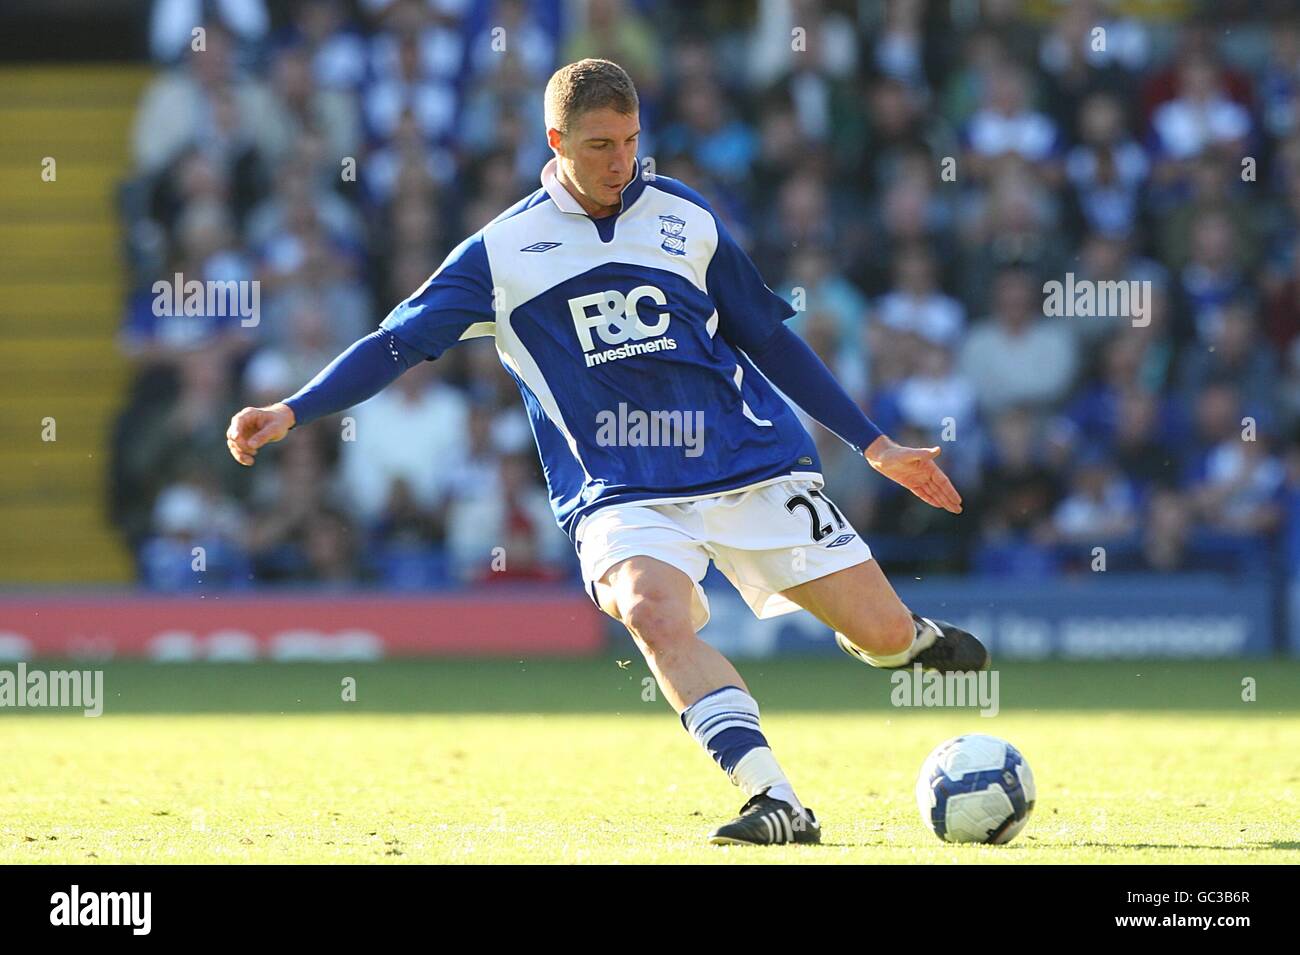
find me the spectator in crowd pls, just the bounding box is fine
[112,2,1300,589]
[1067,232,1167,350]
[958,163,1068,308]
[749,0,858,89]
[257,43,360,163]
[753,170,837,280]
[781,245,871,399]
[963,61,1064,184]
[658,77,759,187]
[117,348,246,547]
[1111,389,1179,495]
[872,0,927,90]
[134,23,277,175]
[1150,54,1251,168]
[150,0,269,65]
[244,431,356,583]
[1129,487,1210,573]
[139,470,249,591]
[1190,432,1286,537]
[340,359,469,528]
[874,244,966,348]
[563,0,661,100]
[891,341,976,443]
[1065,92,1149,239]
[977,408,1062,536]
[288,0,368,91]
[868,158,957,292]
[1178,299,1278,426]
[1038,0,1148,123]
[960,267,1079,414]
[446,452,568,583]
[971,407,1063,576]
[1047,452,1139,548]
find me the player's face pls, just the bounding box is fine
[550,107,640,215]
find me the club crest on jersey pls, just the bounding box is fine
[659,215,686,255]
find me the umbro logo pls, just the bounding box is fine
[520,241,562,253]
[826,533,858,548]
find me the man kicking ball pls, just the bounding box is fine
[226,58,988,846]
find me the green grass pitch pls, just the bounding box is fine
[3,658,1298,864]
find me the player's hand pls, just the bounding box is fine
[226,402,295,466]
[864,435,963,514]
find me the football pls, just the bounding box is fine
[916,734,1036,844]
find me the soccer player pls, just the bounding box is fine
[226,59,988,846]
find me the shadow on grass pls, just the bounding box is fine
[3,658,1299,715]
[1036,841,1297,853]
[819,839,1297,853]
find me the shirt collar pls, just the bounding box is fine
[540,156,647,218]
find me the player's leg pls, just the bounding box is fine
[594,555,741,710]
[780,557,914,657]
[780,558,989,671]
[594,555,819,845]
[699,479,987,672]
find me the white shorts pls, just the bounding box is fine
[575,478,873,632]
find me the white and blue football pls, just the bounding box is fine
[916,734,1036,844]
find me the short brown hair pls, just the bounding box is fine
[544,58,638,135]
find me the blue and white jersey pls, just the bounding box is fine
[381,158,821,538]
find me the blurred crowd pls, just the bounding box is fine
[110,0,1300,591]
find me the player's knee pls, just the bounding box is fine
[619,591,691,654]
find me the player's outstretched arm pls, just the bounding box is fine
[744,324,962,514]
[224,328,425,467]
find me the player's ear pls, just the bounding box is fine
[546,126,564,154]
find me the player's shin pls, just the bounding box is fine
[679,685,805,815]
